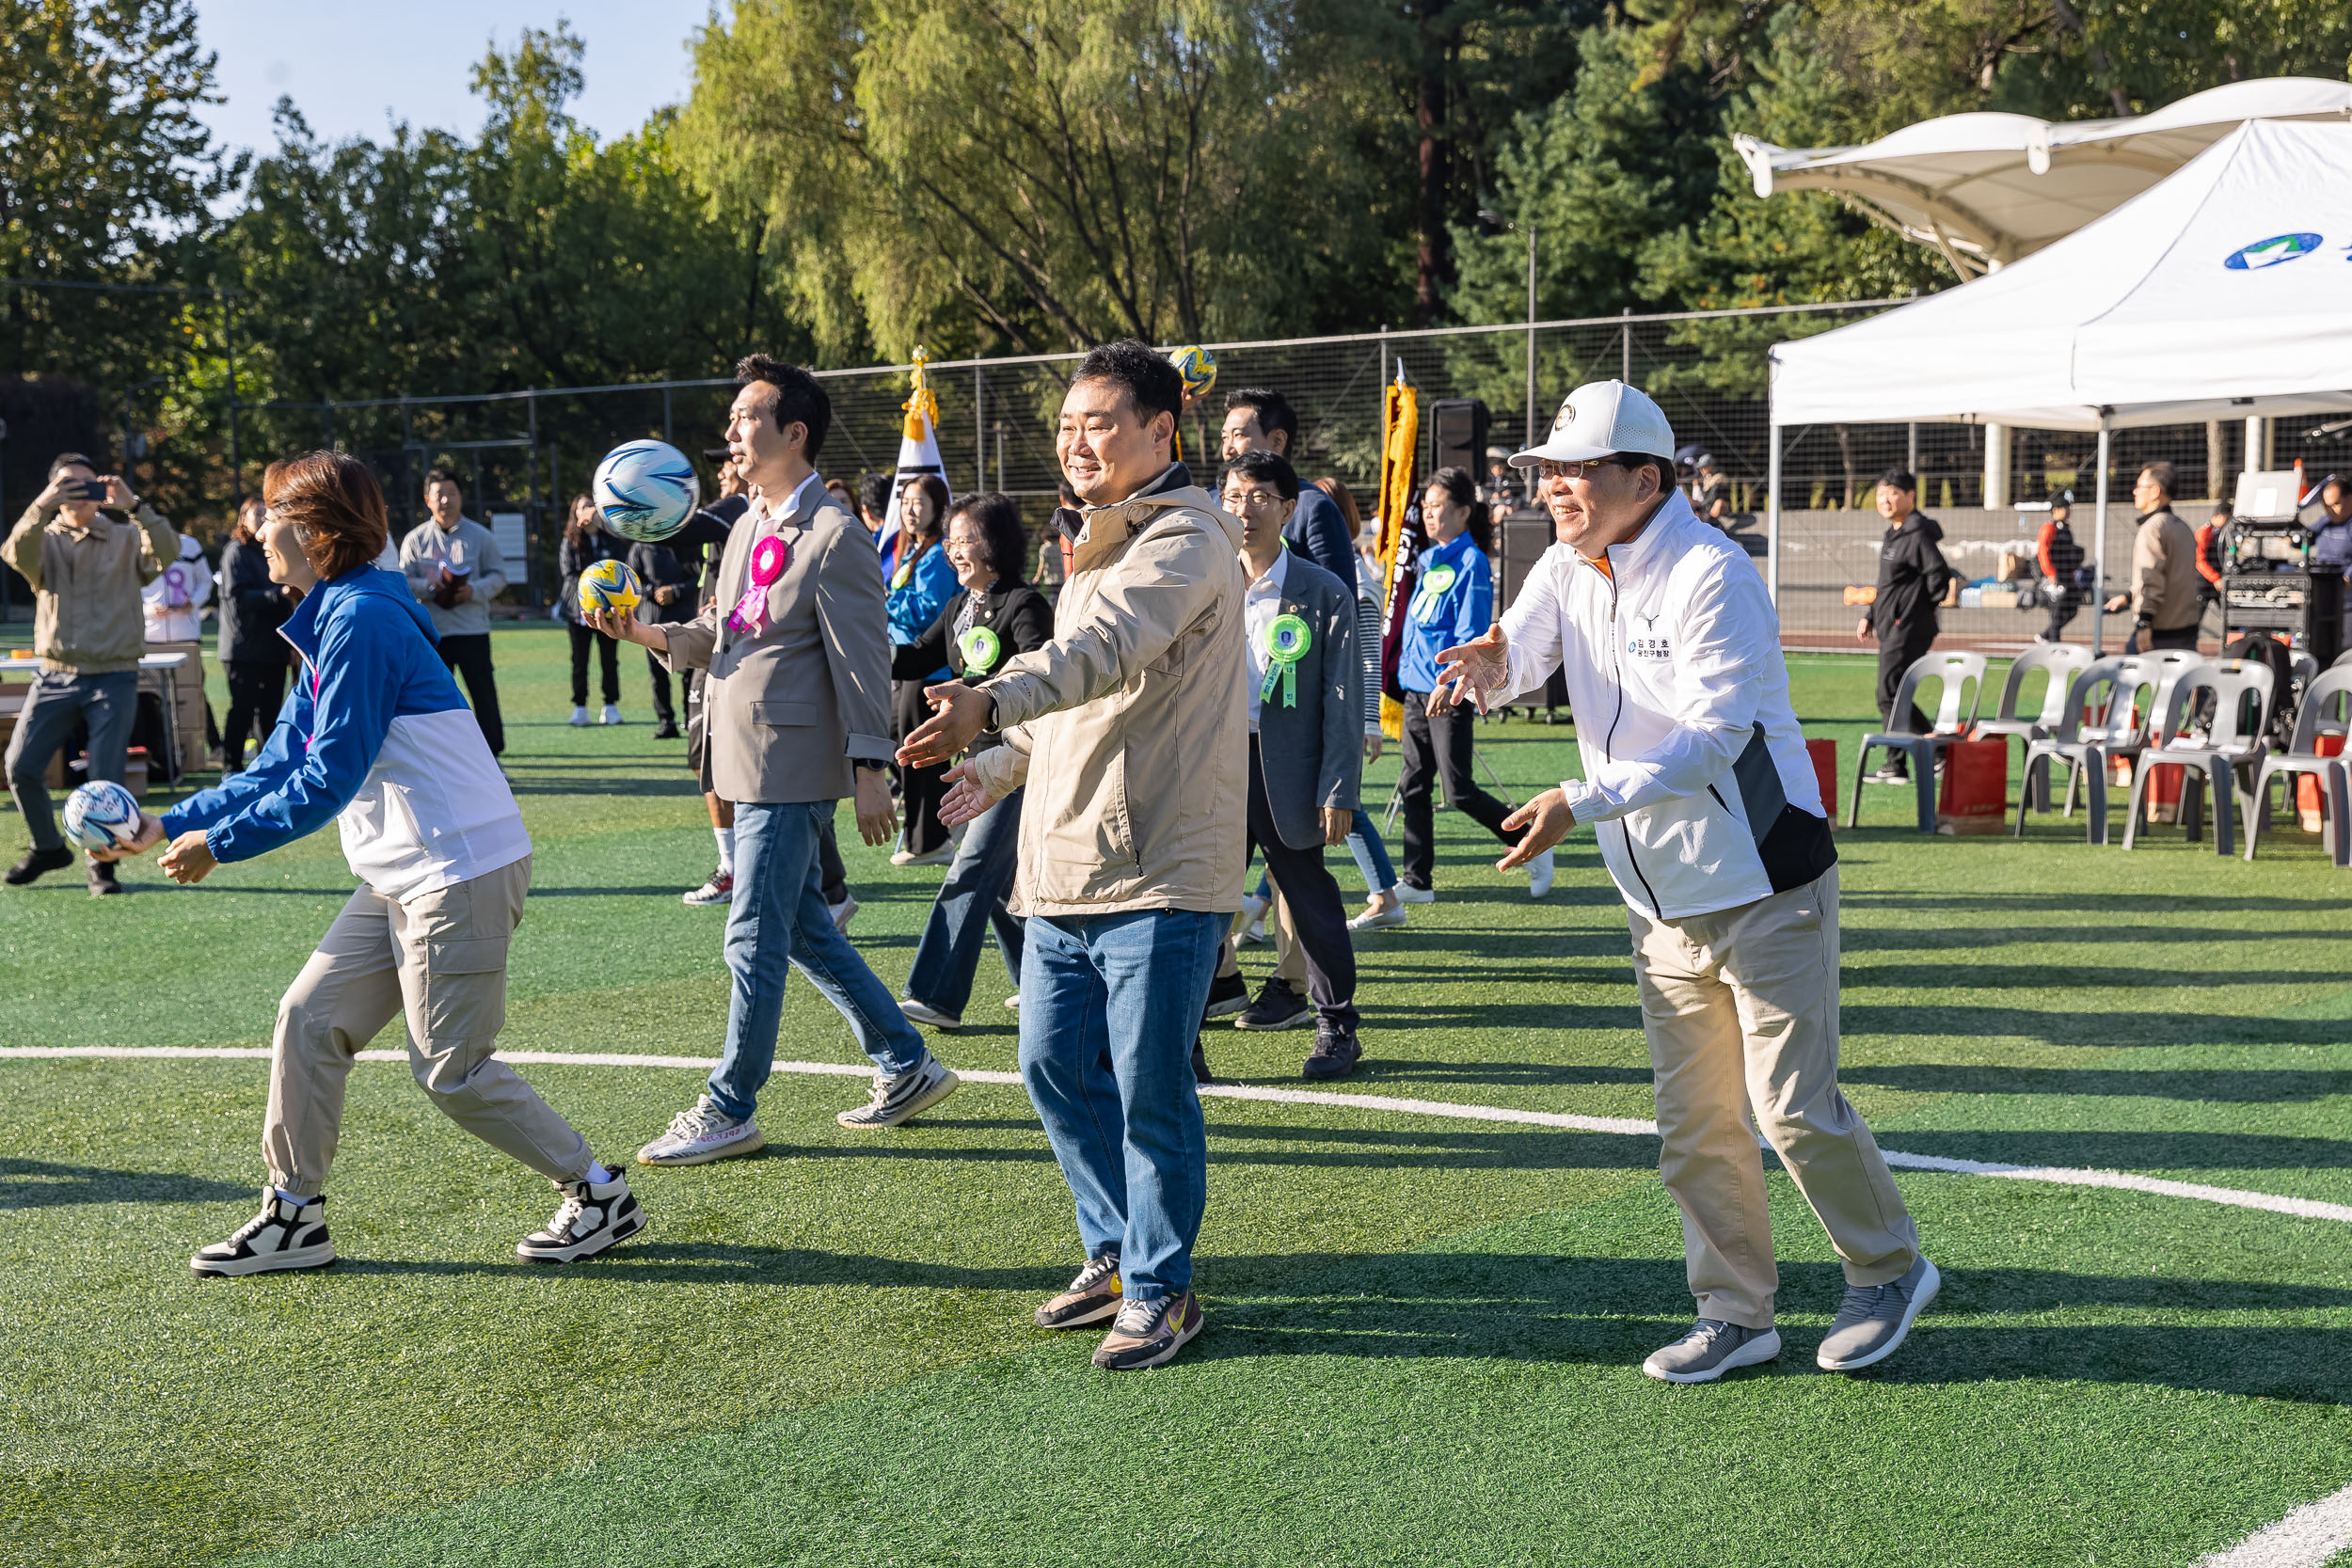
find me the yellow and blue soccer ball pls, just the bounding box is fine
[578,558,643,618]
[63,779,140,851]
[1168,343,1216,401]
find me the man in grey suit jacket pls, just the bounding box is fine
[588,355,959,1164]
[1220,451,1365,1079]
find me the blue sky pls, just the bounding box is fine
[191,2,715,155]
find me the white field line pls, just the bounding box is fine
[7,1045,2349,1226]
[2194,1482,2352,1568]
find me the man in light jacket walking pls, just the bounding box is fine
[1435,380,1935,1385]
[2103,461,2202,652]
[901,339,1246,1371]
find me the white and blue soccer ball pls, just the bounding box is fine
[63,779,141,852]
[593,439,700,543]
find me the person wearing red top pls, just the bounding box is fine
[2195,506,2229,631]
[2032,492,2086,642]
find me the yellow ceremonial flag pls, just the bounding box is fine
[881,347,949,563]
[1374,371,1420,739]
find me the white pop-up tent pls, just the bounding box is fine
[1765,117,2352,648]
[1735,76,2352,277]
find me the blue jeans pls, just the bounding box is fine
[5,669,138,851]
[902,785,1024,1019]
[1020,908,1220,1301]
[1345,806,1396,894]
[709,800,930,1122]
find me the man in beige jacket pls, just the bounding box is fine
[2104,460,2202,651]
[590,356,958,1164]
[901,340,1246,1371]
[5,451,177,895]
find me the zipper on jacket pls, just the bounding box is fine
[1599,565,1663,916]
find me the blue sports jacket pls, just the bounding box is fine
[160,566,529,900]
[1395,531,1493,694]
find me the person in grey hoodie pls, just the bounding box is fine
[399,466,508,754]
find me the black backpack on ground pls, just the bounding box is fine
[2222,632,2297,750]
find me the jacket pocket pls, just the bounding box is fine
[750,699,818,726]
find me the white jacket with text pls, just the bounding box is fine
[1500,491,1834,921]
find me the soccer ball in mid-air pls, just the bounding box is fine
[1168,344,1217,402]
[577,558,643,618]
[593,440,700,543]
[62,779,141,852]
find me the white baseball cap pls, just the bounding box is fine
[1508,379,1676,467]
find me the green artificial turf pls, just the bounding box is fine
[2,628,2348,1567]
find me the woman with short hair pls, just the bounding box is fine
[103,451,645,1276]
[887,473,961,863]
[893,492,1054,1029]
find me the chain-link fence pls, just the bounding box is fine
[218,303,2352,648]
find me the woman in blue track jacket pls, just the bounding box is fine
[104,451,647,1278]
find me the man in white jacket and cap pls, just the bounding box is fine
[1432,379,1936,1384]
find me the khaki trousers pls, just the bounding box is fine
[1629,867,1916,1329]
[264,857,591,1197]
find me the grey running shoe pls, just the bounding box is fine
[192,1191,336,1278]
[517,1164,646,1263]
[836,1057,961,1130]
[637,1096,765,1166]
[1092,1291,1205,1370]
[1036,1251,1123,1328]
[1817,1255,1940,1371]
[1641,1319,1783,1384]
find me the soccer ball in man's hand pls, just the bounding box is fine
[63,780,141,852]
[578,559,643,618]
[1168,344,1217,403]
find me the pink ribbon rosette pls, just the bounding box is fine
[726,533,791,636]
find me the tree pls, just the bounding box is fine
[678,0,1397,358]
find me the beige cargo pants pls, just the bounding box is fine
[264,856,592,1198]
[1628,866,1917,1329]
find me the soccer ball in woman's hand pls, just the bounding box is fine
[63,779,141,852]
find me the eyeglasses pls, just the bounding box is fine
[1224,489,1286,511]
[1534,457,1617,482]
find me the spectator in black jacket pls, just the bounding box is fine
[892,492,1055,1032]
[215,494,294,772]
[626,528,698,739]
[1855,467,1954,781]
[556,494,626,726]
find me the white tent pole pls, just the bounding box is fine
[1766,422,1782,610]
[2090,420,2111,655]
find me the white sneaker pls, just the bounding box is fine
[830,893,859,930]
[599,704,624,725]
[1348,902,1407,931]
[637,1096,765,1165]
[1004,992,1021,1010]
[516,1165,646,1262]
[890,845,956,867]
[1235,893,1270,945]
[683,871,734,906]
[1396,882,1437,905]
[899,997,962,1031]
[1527,847,1555,899]
[191,1191,336,1277]
[837,1058,961,1130]
[566,705,590,727]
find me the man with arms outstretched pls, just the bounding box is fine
[1435,380,1936,1383]
[900,340,1246,1370]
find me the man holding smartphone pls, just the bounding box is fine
[4,451,179,894]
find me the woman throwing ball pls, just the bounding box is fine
[101,452,646,1277]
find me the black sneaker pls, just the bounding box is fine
[1190,1036,1215,1085]
[1864,764,1910,785]
[6,845,74,886]
[1234,977,1312,1032]
[192,1191,336,1277]
[1035,1251,1124,1328]
[1302,1020,1361,1080]
[652,721,682,739]
[1201,969,1248,1022]
[87,858,124,896]
[517,1164,647,1263]
[1092,1291,1206,1370]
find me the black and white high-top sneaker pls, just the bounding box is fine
[191,1191,335,1278]
[516,1164,647,1263]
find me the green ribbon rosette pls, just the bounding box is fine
[958,625,1002,680]
[1259,613,1311,708]
[1413,562,1458,624]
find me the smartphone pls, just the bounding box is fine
[71,479,110,502]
